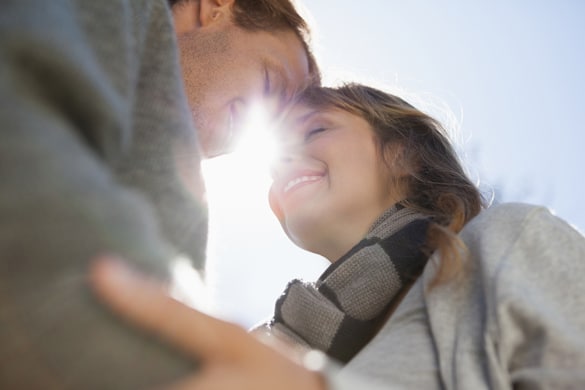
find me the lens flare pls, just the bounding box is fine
[231,101,278,171]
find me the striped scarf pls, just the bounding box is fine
[263,205,430,363]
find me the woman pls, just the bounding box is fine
[91,83,585,389]
[253,83,483,367]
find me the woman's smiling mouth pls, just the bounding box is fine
[284,175,324,193]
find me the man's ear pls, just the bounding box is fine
[199,0,235,27]
[172,0,234,35]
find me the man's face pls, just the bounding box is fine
[173,4,310,158]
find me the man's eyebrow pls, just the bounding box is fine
[262,63,270,95]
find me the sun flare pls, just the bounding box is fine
[232,102,279,170]
[200,101,286,311]
[202,101,280,219]
[202,101,279,192]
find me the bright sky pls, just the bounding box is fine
[203,1,585,328]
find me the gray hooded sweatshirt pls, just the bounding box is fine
[325,203,585,389]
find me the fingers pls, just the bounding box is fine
[161,370,242,390]
[89,256,250,362]
[158,373,202,390]
[90,256,328,390]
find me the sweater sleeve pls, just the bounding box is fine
[310,356,391,390]
[0,1,203,388]
[325,371,392,390]
[492,206,585,389]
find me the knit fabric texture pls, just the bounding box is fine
[267,205,431,363]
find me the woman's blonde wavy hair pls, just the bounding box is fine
[295,83,486,287]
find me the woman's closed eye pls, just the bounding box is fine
[304,127,327,141]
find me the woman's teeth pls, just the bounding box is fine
[284,175,322,193]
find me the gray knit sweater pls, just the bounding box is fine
[324,203,585,389]
[0,1,206,388]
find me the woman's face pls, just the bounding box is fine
[269,103,405,261]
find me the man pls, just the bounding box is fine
[170,0,319,158]
[0,0,318,388]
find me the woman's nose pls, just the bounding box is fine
[270,145,302,181]
[270,153,292,181]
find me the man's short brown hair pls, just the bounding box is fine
[231,0,320,85]
[168,0,320,85]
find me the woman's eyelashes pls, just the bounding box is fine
[304,127,327,141]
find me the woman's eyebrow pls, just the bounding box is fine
[276,110,317,136]
[294,110,320,126]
